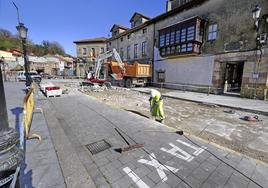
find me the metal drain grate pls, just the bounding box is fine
[86,139,111,155]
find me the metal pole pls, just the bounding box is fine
[22,38,31,88]
[0,65,9,129]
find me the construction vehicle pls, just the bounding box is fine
[109,61,151,88]
[86,48,125,84]
[86,48,151,87]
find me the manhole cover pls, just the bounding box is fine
[86,139,111,155]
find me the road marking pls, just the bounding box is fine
[161,143,194,162]
[176,139,205,156]
[123,167,150,188]
[138,153,179,182]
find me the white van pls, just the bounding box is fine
[17,71,42,82]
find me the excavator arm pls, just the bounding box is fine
[88,48,125,83]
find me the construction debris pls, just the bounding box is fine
[240,115,262,122]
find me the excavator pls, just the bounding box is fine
[86,48,125,84]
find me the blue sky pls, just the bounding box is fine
[0,0,165,56]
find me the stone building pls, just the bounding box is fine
[153,0,268,99]
[107,13,154,64]
[73,37,107,77]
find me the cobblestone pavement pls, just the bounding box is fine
[41,89,268,188]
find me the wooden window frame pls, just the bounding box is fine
[158,17,203,57]
[134,44,138,58]
[142,41,147,57]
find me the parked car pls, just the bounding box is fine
[40,73,53,79]
[17,71,42,83]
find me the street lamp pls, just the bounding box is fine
[252,5,262,99]
[16,23,32,90]
[0,56,7,82]
[252,5,261,29]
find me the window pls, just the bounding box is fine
[187,43,193,52]
[142,28,147,34]
[165,32,170,45]
[142,41,147,57]
[187,26,195,41]
[181,44,186,52]
[158,17,203,56]
[208,24,217,40]
[100,47,105,53]
[108,42,111,46]
[120,48,124,59]
[120,37,123,42]
[170,31,175,45]
[82,48,87,55]
[159,33,165,47]
[91,48,95,57]
[175,29,180,44]
[134,44,138,58]
[127,34,131,39]
[157,71,165,82]
[127,46,131,59]
[181,28,186,42]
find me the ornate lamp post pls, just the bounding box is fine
[0,57,7,82]
[16,23,32,90]
[252,5,262,99]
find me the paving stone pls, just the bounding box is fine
[200,179,218,188]
[119,154,136,164]
[224,173,249,188]
[176,164,195,179]
[224,152,243,164]
[206,155,222,167]
[165,173,182,188]
[47,183,66,188]
[176,182,189,188]
[117,175,134,188]
[191,167,210,182]
[24,148,59,169]
[154,181,172,188]
[133,165,152,178]
[199,160,217,173]
[185,175,202,188]
[251,163,268,188]
[235,157,257,178]
[94,156,110,167]
[101,167,124,184]
[207,170,229,187]
[147,170,162,184]
[247,181,262,188]
[141,176,156,187]
[216,162,234,177]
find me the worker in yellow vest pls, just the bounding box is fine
[149,89,165,123]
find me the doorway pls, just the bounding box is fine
[224,62,244,93]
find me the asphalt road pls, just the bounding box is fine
[39,88,268,188]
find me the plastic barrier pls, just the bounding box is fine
[23,85,42,141]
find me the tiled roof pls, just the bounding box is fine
[73,37,107,44]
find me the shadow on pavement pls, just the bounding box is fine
[10,107,34,188]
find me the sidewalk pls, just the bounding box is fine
[132,87,268,115]
[4,82,65,188]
